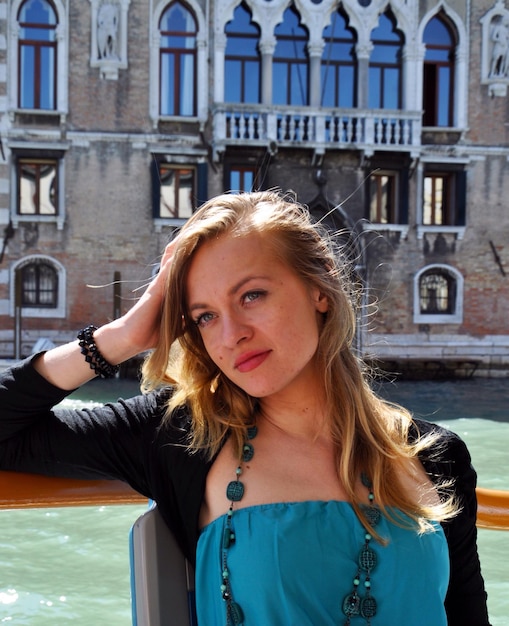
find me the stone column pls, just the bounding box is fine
[308,41,325,107]
[260,39,276,105]
[356,42,373,109]
[214,32,227,103]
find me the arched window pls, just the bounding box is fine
[11,255,66,318]
[369,11,403,109]
[159,1,197,116]
[414,265,463,324]
[273,6,309,105]
[420,270,454,314]
[17,0,57,110]
[423,14,456,127]
[321,9,357,108]
[20,260,58,307]
[225,3,261,104]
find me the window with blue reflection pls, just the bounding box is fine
[321,9,357,108]
[225,3,261,103]
[159,1,197,116]
[229,167,256,192]
[273,6,309,105]
[423,15,455,127]
[368,11,403,109]
[18,0,57,110]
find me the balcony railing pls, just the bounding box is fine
[212,103,422,156]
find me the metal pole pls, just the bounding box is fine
[113,271,121,320]
[14,270,22,360]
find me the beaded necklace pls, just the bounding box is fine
[219,425,380,626]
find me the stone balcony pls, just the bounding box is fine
[212,103,422,159]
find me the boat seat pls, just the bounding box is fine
[130,503,197,626]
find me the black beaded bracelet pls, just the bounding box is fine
[77,325,120,379]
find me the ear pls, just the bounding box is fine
[311,288,329,313]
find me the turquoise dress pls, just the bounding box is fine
[196,500,449,625]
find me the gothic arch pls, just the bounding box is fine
[9,0,69,115]
[418,2,467,127]
[150,0,208,124]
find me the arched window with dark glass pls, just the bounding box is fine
[423,14,456,127]
[368,11,403,109]
[20,260,58,307]
[321,9,357,108]
[225,3,261,103]
[419,269,455,314]
[17,0,57,110]
[159,1,197,116]
[273,6,309,105]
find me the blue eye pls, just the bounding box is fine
[194,312,215,327]
[243,290,266,303]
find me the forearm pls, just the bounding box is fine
[33,319,142,391]
[34,241,176,391]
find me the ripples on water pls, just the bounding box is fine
[1,378,508,624]
[378,377,509,625]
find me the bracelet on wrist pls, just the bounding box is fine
[77,325,120,379]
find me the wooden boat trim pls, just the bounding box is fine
[0,471,508,530]
[0,471,145,508]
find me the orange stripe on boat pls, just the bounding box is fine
[1,472,508,530]
[0,471,145,509]
[476,487,509,531]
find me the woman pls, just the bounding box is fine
[0,191,490,625]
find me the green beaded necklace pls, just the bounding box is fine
[219,426,380,626]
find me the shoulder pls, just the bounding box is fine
[410,417,473,480]
[411,417,478,535]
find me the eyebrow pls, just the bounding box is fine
[188,274,271,312]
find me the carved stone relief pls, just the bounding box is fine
[97,4,119,60]
[89,0,131,80]
[480,1,509,96]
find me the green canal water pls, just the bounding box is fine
[1,377,508,624]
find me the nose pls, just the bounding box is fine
[221,312,251,348]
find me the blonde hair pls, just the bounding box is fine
[142,190,457,533]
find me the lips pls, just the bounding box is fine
[234,350,271,373]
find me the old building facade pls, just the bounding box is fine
[0,0,508,375]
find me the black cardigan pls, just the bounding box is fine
[0,357,490,625]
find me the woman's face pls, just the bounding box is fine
[185,232,328,402]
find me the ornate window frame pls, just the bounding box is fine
[149,0,208,127]
[10,254,66,318]
[413,264,463,324]
[417,4,468,129]
[8,0,69,119]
